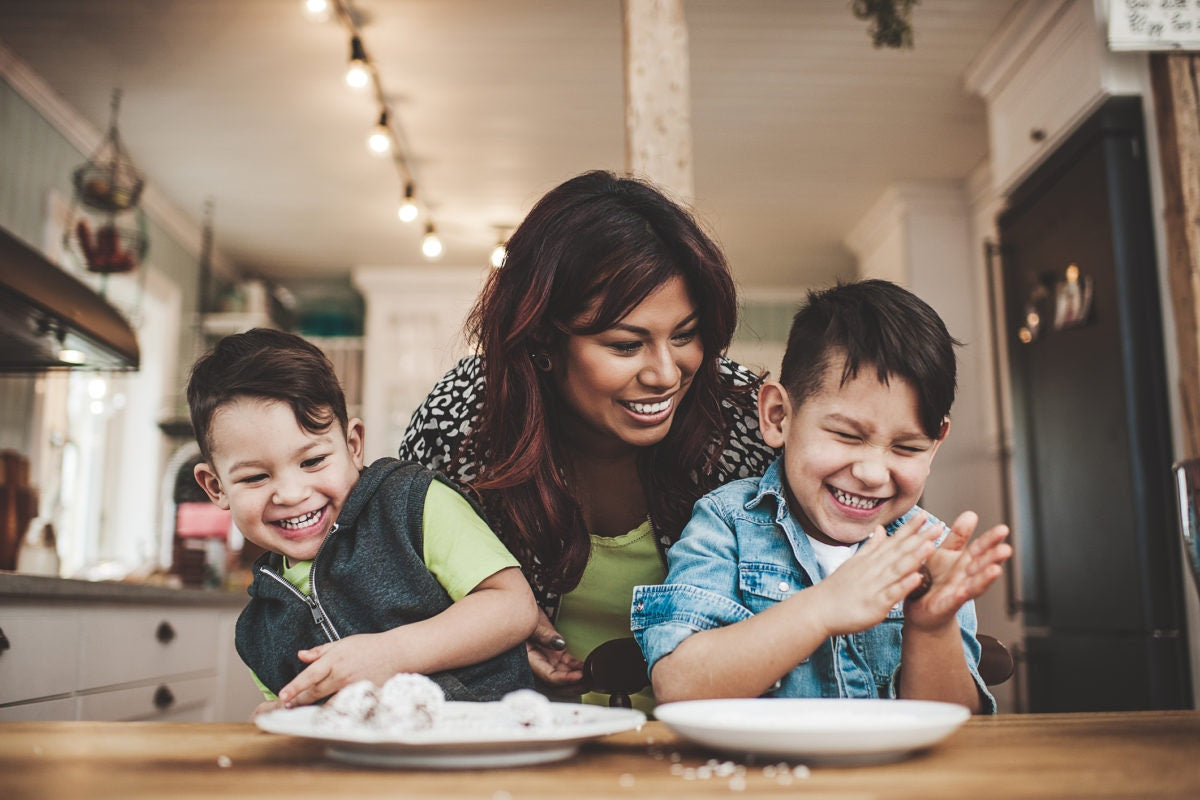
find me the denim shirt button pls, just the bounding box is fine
[777,581,790,593]
[635,601,644,611]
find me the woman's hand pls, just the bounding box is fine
[525,608,585,693]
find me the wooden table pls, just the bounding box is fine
[1,711,1197,799]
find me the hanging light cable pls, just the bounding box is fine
[345,35,370,89]
[367,110,391,156]
[421,223,443,259]
[397,181,419,223]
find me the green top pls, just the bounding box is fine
[556,519,666,714]
[251,480,519,701]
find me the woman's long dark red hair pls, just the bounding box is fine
[461,170,745,593]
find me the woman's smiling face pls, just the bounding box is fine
[552,274,704,455]
[760,354,946,547]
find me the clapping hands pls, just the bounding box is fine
[904,511,1012,631]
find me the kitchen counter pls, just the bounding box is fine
[0,572,247,607]
[2,711,1198,799]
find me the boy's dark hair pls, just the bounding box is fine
[186,328,348,462]
[778,279,960,439]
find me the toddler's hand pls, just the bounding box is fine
[276,632,401,708]
[810,513,938,637]
[904,511,1012,631]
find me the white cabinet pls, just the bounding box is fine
[78,675,217,722]
[0,581,258,722]
[0,605,78,705]
[966,0,1145,194]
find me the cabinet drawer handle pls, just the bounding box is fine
[0,626,9,654]
[155,621,176,644]
[153,685,175,710]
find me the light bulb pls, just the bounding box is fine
[58,348,86,365]
[301,0,331,22]
[490,242,507,269]
[345,36,370,90]
[397,182,418,222]
[346,62,370,90]
[367,111,391,155]
[422,224,443,259]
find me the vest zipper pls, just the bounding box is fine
[257,567,338,642]
[256,522,343,643]
[308,523,341,640]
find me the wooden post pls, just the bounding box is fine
[1151,53,1200,459]
[622,0,694,203]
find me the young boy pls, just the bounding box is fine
[632,280,1012,713]
[187,328,537,712]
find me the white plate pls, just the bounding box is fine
[655,698,970,764]
[255,702,645,769]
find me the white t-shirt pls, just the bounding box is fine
[806,535,860,580]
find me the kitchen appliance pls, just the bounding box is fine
[0,224,139,371]
[997,97,1191,710]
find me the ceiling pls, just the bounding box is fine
[0,0,1019,294]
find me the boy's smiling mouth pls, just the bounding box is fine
[829,486,885,511]
[275,507,326,531]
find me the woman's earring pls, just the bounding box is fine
[531,353,553,372]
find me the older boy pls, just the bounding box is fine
[188,328,537,712]
[632,280,1011,712]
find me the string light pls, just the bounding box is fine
[398,182,419,223]
[421,223,443,259]
[309,0,449,259]
[301,0,331,22]
[345,36,370,90]
[367,110,391,156]
[490,227,509,269]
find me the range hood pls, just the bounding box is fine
[0,224,139,371]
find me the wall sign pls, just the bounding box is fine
[1109,0,1200,51]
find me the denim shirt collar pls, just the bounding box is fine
[746,458,824,581]
[747,458,790,519]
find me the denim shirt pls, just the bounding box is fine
[631,459,995,712]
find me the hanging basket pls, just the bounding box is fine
[72,159,145,213]
[75,215,148,274]
[71,89,145,213]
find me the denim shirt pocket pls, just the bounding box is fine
[738,562,804,610]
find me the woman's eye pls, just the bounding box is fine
[834,431,860,442]
[237,473,268,485]
[302,456,327,468]
[608,341,641,355]
[671,329,698,345]
[895,445,927,455]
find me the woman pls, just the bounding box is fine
[399,170,775,710]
